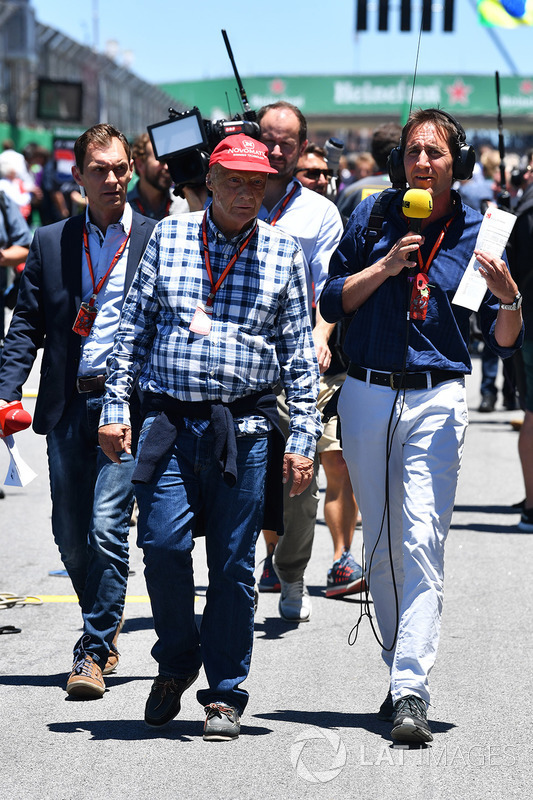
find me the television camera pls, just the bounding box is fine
[147,30,259,188]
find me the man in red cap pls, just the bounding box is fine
[98,133,321,740]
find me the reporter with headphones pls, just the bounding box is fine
[320,108,523,744]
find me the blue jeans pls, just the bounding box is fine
[135,420,268,714]
[46,391,135,667]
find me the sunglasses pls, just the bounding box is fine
[295,168,333,180]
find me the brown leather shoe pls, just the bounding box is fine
[66,654,105,698]
[103,613,125,676]
[103,648,119,676]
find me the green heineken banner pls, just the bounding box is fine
[160,74,533,119]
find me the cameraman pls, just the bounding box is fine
[128,133,185,220]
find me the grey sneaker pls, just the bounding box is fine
[203,702,241,741]
[278,578,311,622]
[391,694,433,743]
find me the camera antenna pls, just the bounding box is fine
[221,29,256,120]
[495,71,511,210]
[408,24,423,116]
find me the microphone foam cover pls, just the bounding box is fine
[402,189,433,219]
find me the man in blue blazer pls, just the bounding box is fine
[0,124,156,698]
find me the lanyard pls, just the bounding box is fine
[82,224,130,307]
[268,184,298,227]
[201,212,257,312]
[409,213,456,321]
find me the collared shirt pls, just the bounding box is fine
[78,202,132,377]
[258,179,343,316]
[101,209,322,459]
[320,191,523,373]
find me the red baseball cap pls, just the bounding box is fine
[209,134,277,174]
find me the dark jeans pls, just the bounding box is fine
[480,346,516,402]
[46,391,135,667]
[135,419,268,713]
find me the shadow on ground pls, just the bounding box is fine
[47,718,272,740]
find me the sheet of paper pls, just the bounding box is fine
[2,435,38,487]
[452,206,516,312]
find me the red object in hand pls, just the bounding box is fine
[0,401,32,437]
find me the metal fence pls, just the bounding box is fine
[0,1,182,140]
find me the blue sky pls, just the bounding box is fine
[31,0,533,84]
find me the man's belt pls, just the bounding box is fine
[347,363,464,390]
[76,375,106,393]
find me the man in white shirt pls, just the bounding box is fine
[256,101,345,621]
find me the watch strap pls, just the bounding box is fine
[499,292,522,311]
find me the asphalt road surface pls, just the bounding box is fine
[1,357,531,800]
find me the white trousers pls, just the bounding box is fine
[338,374,468,705]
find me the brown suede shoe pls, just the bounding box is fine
[103,613,125,676]
[103,648,119,676]
[66,654,105,698]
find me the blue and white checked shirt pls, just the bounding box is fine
[101,209,322,459]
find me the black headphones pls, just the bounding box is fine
[387,109,476,185]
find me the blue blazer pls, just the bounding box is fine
[0,211,156,434]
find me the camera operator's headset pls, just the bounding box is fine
[387,108,476,184]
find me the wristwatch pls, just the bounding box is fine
[500,292,523,311]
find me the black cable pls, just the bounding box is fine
[348,269,413,651]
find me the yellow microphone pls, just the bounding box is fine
[402,189,433,235]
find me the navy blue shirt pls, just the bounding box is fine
[320,190,522,374]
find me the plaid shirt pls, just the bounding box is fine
[101,209,321,459]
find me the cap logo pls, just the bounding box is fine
[208,133,277,173]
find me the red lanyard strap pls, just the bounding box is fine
[414,213,456,275]
[201,212,257,309]
[269,184,298,227]
[83,224,130,306]
[409,213,456,321]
